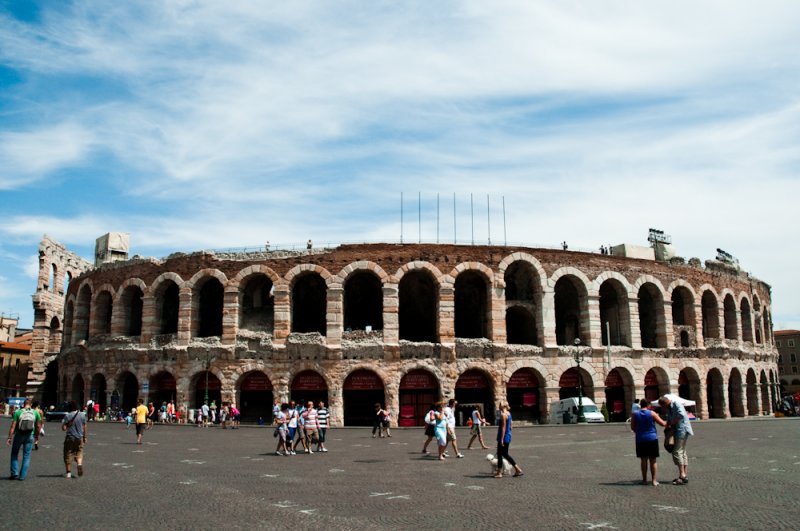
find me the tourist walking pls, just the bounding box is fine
[286,402,298,454]
[135,399,148,444]
[630,399,667,485]
[302,401,319,453]
[444,399,463,458]
[316,401,329,452]
[275,403,290,456]
[146,402,156,429]
[201,402,210,428]
[62,400,88,478]
[6,398,42,481]
[382,405,392,437]
[372,403,384,438]
[32,400,45,450]
[421,403,437,454]
[495,403,523,478]
[467,405,490,450]
[433,402,448,461]
[658,395,694,485]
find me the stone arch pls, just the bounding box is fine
[285,263,333,284]
[497,252,547,290]
[342,366,388,426]
[342,268,384,332]
[189,368,224,409]
[147,272,186,296]
[452,266,492,339]
[290,270,327,335]
[397,365,443,426]
[47,315,62,352]
[234,369,275,422]
[398,266,440,342]
[116,279,146,337]
[643,366,670,402]
[228,264,282,290]
[63,298,75,346]
[74,282,93,343]
[669,281,696,329]
[700,287,720,340]
[677,365,703,417]
[557,366,596,402]
[337,261,390,284]
[393,261,445,284]
[455,366,497,424]
[706,367,726,419]
[728,367,745,417]
[502,255,545,347]
[186,268,228,290]
[739,294,753,343]
[597,275,631,346]
[636,280,666,348]
[237,271,276,333]
[504,360,547,423]
[550,268,591,346]
[604,365,636,421]
[722,291,738,340]
[91,284,116,336]
[151,274,182,335]
[746,368,759,416]
[191,272,226,338]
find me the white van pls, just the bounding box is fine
[549,397,605,424]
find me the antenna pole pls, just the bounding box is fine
[502,195,507,246]
[470,193,474,245]
[400,192,404,244]
[487,194,491,245]
[418,191,421,244]
[436,193,440,244]
[453,193,457,244]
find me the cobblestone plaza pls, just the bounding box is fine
[3,417,798,530]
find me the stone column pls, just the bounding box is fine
[490,283,506,343]
[329,384,343,427]
[628,299,642,349]
[140,294,154,346]
[382,283,399,359]
[693,303,705,348]
[735,310,743,342]
[586,294,601,348]
[177,287,192,346]
[272,282,290,345]
[326,285,343,348]
[439,283,455,345]
[110,299,124,337]
[541,288,557,348]
[222,287,238,345]
[661,302,673,348]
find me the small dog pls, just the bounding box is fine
[486,453,514,476]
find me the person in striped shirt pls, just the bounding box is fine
[302,401,319,454]
[316,401,329,452]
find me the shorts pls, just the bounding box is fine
[435,431,447,447]
[136,423,146,436]
[305,428,319,443]
[635,439,660,459]
[288,427,296,440]
[672,437,689,465]
[446,428,456,442]
[470,424,481,436]
[63,436,84,463]
[277,428,288,442]
[424,424,435,437]
[318,428,327,443]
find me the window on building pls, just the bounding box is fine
[779,366,784,374]
[778,355,783,364]
[789,339,796,347]
[792,353,797,363]
[793,366,798,374]
[15,359,20,369]
[0,357,4,369]
[776,340,782,347]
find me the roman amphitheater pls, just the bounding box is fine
[27,234,780,426]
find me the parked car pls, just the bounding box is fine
[45,402,71,422]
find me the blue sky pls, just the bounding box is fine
[1,1,799,330]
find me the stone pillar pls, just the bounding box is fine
[439,283,455,344]
[110,299,124,337]
[693,303,705,348]
[177,287,192,346]
[541,288,557,348]
[490,283,506,343]
[628,299,642,349]
[735,310,743,342]
[329,384,343,427]
[221,287,238,345]
[661,302,673,348]
[383,283,399,359]
[140,294,155,345]
[272,282,290,345]
[326,286,343,347]
[586,294,601,348]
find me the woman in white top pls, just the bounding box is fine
[467,405,490,450]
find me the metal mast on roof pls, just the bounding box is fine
[400,192,404,244]
[470,193,474,245]
[487,194,491,245]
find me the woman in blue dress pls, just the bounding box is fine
[495,403,523,477]
[630,399,667,485]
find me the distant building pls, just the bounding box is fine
[775,330,800,394]
[1,339,31,400]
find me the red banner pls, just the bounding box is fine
[292,371,328,391]
[605,370,623,388]
[196,373,221,390]
[400,370,437,390]
[559,369,580,388]
[344,370,383,391]
[242,373,272,392]
[507,369,539,389]
[153,375,176,391]
[522,392,537,406]
[644,370,658,386]
[456,371,488,389]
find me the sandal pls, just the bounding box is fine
[513,472,524,477]
[672,478,686,485]
[680,477,688,484]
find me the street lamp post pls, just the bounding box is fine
[204,349,212,405]
[572,338,587,423]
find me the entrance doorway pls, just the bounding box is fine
[239,372,274,423]
[399,369,439,426]
[150,371,176,408]
[194,371,221,409]
[290,370,329,409]
[455,369,494,425]
[343,369,385,426]
[506,368,540,423]
[604,369,626,422]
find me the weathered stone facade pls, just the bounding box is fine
[30,240,780,425]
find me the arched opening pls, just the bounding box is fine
[679,330,690,347]
[75,285,92,343]
[599,280,630,346]
[118,372,139,413]
[671,287,694,326]
[42,359,59,407]
[455,369,495,425]
[728,368,744,417]
[740,298,753,343]
[644,368,668,402]
[343,369,385,426]
[156,280,180,335]
[192,371,221,409]
[63,301,74,346]
[507,368,541,423]
[90,373,107,413]
[120,286,144,336]
[195,277,224,338]
[399,369,440,426]
[505,260,540,346]
[770,371,778,410]
[238,371,274,423]
[558,368,594,401]
[399,270,438,342]
[554,275,587,345]
[149,371,177,408]
[343,271,383,332]
[94,290,113,336]
[505,306,536,345]
[49,263,57,292]
[706,368,725,419]
[678,368,702,417]
[71,374,85,405]
[604,368,633,422]
[290,370,329,410]
[723,294,737,340]
[291,272,327,335]
[638,283,665,348]
[48,316,61,353]
[454,270,489,339]
[61,375,68,403]
[701,290,720,339]
[753,297,763,345]
[239,275,275,333]
[746,369,759,416]
[63,271,72,296]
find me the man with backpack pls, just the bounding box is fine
[6,398,42,481]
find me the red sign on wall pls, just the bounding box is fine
[605,370,623,388]
[292,371,328,391]
[456,371,488,389]
[400,370,437,390]
[196,373,221,390]
[522,392,537,406]
[242,373,272,392]
[507,369,539,389]
[559,369,580,388]
[153,374,176,391]
[344,370,383,391]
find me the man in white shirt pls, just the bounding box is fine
[443,399,464,458]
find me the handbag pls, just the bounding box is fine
[664,428,676,452]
